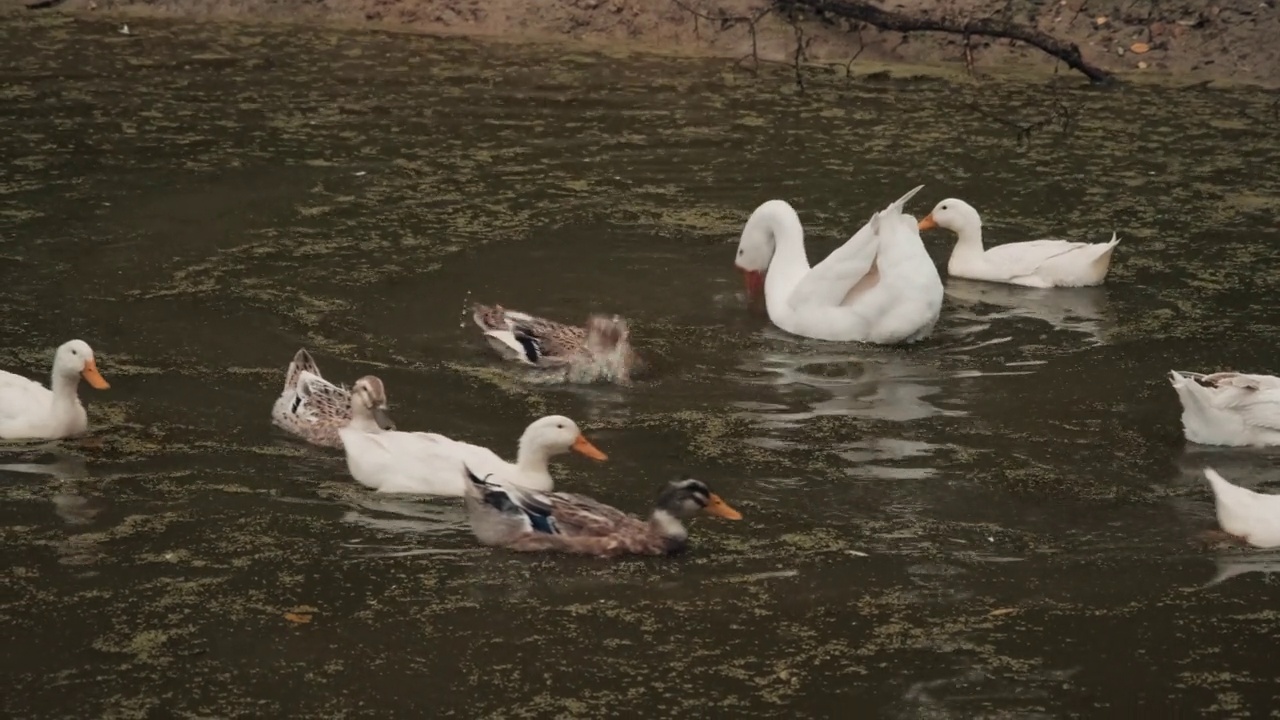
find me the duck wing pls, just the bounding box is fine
[787,185,923,310]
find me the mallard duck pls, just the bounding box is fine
[471,304,639,384]
[338,376,607,495]
[917,198,1120,288]
[1169,370,1280,447]
[270,349,357,448]
[733,186,943,344]
[1203,468,1280,548]
[0,340,110,440]
[464,470,742,556]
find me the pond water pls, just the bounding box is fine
[4,12,1280,718]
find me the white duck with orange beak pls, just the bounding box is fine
[0,339,110,440]
[338,378,608,496]
[733,186,943,344]
[917,198,1119,288]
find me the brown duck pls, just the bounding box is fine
[463,470,741,557]
[470,303,641,385]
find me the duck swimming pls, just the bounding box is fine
[471,304,640,384]
[917,198,1119,288]
[338,376,606,495]
[733,186,943,344]
[270,348,354,448]
[0,340,110,440]
[464,471,741,557]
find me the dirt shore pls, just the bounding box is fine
[15,0,1280,86]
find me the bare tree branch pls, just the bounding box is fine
[777,0,1116,84]
[670,0,773,76]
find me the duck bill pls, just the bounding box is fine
[703,493,743,520]
[739,268,765,308]
[917,214,938,231]
[372,406,396,431]
[571,434,608,461]
[81,359,110,390]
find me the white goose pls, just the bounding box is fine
[917,198,1119,288]
[337,376,607,496]
[0,340,110,440]
[1169,370,1280,447]
[733,186,943,344]
[1203,468,1280,548]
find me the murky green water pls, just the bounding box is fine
[4,11,1280,718]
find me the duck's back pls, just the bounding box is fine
[1207,469,1280,547]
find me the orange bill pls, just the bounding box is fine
[571,434,608,461]
[703,493,742,520]
[917,214,938,231]
[81,358,110,390]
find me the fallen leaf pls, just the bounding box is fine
[283,612,313,624]
[1137,61,1149,69]
[988,608,1018,617]
[1095,15,1109,26]
[1131,42,1151,54]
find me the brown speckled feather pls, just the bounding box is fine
[465,481,685,557]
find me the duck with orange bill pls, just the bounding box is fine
[733,186,943,344]
[0,339,110,440]
[463,471,742,557]
[917,198,1119,288]
[337,376,607,496]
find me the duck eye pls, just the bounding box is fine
[556,423,565,429]
[941,205,948,210]
[70,349,78,355]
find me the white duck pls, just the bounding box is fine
[733,186,943,344]
[917,198,1119,288]
[1203,468,1280,548]
[0,340,110,440]
[1169,370,1280,447]
[337,376,607,495]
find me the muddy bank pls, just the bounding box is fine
[17,0,1280,87]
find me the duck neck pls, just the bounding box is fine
[949,221,987,266]
[346,406,383,433]
[515,437,556,486]
[648,509,689,542]
[48,371,82,415]
[754,204,810,316]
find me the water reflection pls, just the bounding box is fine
[338,493,472,557]
[731,334,960,479]
[941,279,1115,347]
[836,438,939,480]
[0,453,106,526]
[892,666,1079,720]
[736,341,961,425]
[1205,550,1280,587]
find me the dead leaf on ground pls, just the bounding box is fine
[1131,42,1151,54]
[988,607,1018,617]
[283,605,318,624]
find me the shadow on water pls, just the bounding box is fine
[3,10,1280,718]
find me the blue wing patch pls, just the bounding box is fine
[466,467,559,535]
